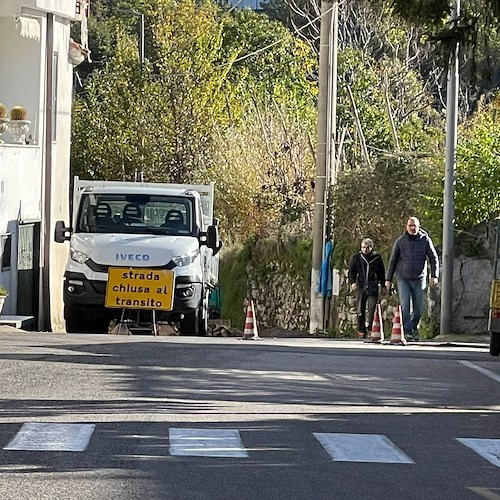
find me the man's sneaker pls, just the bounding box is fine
[412,330,420,341]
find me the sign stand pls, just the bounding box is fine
[112,308,159,336]
[105,267,175,337]
[152,309,157,336]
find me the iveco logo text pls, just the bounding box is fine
[115,253,151,261]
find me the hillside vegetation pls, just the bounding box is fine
[71,0,500,326]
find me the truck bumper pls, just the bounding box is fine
[63,271,203,314]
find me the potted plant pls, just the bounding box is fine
[0,103,9,143]
[0,285,8,315]
[7,105,31,144]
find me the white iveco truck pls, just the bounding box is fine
[55,177,221,335]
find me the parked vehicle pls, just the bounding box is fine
[489,218,500,356]
[55,177,221,335]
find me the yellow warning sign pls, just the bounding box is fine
[105,268,175,310]
[491,280,500,309]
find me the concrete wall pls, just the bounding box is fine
[48,15,72,332]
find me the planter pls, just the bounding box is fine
[0,118,9,143]
[7,120,31,144]
[0,296,6,314]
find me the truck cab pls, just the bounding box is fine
[55,178,220,335]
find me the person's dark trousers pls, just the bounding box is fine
[356,290,378,335]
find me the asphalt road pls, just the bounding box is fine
[0,333,498,500]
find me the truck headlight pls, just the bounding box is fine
[172,249,199,267]
[70,248,89,264]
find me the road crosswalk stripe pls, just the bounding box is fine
[3,423,95,452]
[169,428,249,458]
[314,432,414,463]
[2,423,498,467]
[457,438,500,467]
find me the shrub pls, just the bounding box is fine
[10,106,28,120]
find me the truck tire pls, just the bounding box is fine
[65,306,88,333]
[180,309,200,336]
[180,293,209,336]
[199,291,209,337]
[490,332,500,356]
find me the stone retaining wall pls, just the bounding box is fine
[244,221,498,334]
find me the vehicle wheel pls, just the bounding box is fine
[64,306,88,333]
[198,291,209,337]
[180,309,199,336]
[490,332,500,356]
[180,293,209,336]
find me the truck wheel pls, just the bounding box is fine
[180,309,200,336]
[65,306,88,333]
[180,294,209,336]
[198,291,209,337]
[490,332,500,357]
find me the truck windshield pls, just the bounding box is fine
[76,193,194,236]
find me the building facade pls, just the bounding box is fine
[0,0,88,331]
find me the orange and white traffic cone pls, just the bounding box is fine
[389,305,406,345]
[242,299,260,340]
[367,304,384,343]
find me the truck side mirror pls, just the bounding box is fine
[54,220,72,243]
[206,225,222,255]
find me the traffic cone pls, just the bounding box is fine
[367,304,384,343]
[389,305,406,345]
[243,299,260,340]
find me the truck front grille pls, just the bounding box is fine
[85,259,177,273]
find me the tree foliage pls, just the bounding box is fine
[444,93,500,229]
[71,0,318,240]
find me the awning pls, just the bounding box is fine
[15,16,40,41]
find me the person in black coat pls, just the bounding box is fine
[348,238,386,338]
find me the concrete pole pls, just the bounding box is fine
[310,0,335,334]
[440,0,460,334]
[138,13,145,64]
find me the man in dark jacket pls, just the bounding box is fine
[385,216,439,341]
[348,238,386,338]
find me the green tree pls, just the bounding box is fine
[445,94,500,229]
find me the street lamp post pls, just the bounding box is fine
[117,8,144,64]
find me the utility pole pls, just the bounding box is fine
[441,0,460,334]
[117,8,144,64]
[309,0,338,333]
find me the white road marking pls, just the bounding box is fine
[3,422,95,451]
[457,438,500,467]
[314,433,414,463]
[467,487,500,499]
[169,428,249,458]
[459,360,500,383]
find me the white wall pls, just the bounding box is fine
[0,16,43,145]
[0,145,42,314]
[0,1,77,19]
[0,5,74,331]
[48,15,72,332]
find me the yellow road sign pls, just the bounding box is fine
[491,280,500,309]
[105,268,175,310]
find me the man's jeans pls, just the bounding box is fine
[396,276,426,337]
[356,290,377,334]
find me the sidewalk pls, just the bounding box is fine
[0,324,491,348]
[424,332,489,348]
